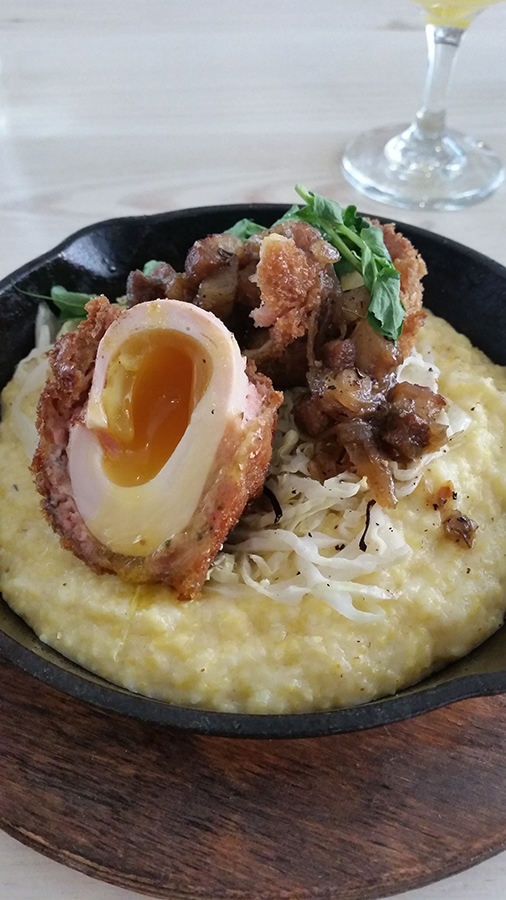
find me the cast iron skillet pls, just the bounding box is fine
[1,203,506,739]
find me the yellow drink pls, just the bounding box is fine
[416,0,503,27]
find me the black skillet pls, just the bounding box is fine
[1,203,506,738]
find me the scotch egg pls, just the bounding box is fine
[32,296,282,598]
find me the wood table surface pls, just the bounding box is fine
[1,2,506,898]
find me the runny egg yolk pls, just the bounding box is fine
[96,328,212,487]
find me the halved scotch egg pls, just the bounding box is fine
[32,296,282,599]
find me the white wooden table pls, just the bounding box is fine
[1,1,506,897]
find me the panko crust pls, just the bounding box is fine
[381,222,427,357]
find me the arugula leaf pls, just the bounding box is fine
[293,185,346,227]
[17,285,96,321]
[49,286,97,320]
[225,218,265,240]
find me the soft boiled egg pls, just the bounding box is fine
[67,298,264,558]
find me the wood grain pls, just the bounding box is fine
[1,654,506,900]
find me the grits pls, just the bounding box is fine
[1,311,506,714]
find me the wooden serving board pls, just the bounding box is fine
[1,653,506,900]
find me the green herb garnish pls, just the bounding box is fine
[276,185,404,342]
[17,285,97,321]
[49,286,98,320]
[225,218,265,240]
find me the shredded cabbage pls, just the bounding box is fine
[208,348,471,619]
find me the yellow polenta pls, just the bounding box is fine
[1,311,506,714]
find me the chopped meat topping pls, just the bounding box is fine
[429,482,478,549]
[126,263,193,307]
[336,419,396,509]
[442,512,478,548]
[381,383,448,463]
[280,223,441,506]
[432,480,458,511]
[184,233,244,285]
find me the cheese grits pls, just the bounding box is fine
[0,192,505,714]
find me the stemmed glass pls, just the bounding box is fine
[341,0,505,210]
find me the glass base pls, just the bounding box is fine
[342,123,505,211]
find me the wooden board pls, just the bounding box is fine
[1,653,506,900]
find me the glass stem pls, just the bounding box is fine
[415,25,465,138]
[384,24,468,173]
